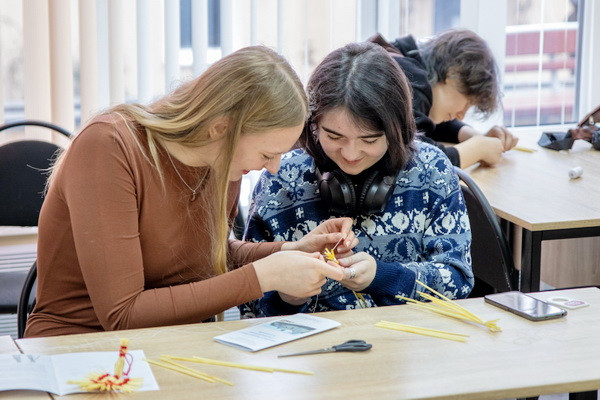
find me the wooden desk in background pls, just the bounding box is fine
[0,335,52,400]
[466,130,600,291]
[14,288,600,400]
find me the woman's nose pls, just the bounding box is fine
[340,141,361,160]
[265,157,281,174]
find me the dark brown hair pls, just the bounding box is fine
[300,42,416,175]
[419,29,500,116]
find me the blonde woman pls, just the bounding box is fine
[25,46,356,337]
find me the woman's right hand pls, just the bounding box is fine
[253,250,345,298]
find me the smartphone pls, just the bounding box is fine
[484,291,567,321]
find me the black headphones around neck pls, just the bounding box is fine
[315,166,398,215]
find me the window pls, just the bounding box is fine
[503,0,580,126]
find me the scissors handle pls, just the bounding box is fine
[332,339,372,352]
[277,340,372,358]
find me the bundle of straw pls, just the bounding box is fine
[375,320,469,342]
[164,355,312,375]
[396,280,501,332]
[323,248,368,308]
[145,354,313,385]
[146,357,234,385]
[68,338,143,393]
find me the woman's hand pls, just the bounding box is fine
[281,217,358,254]
[253,250,345,298]
[334,252,377,291]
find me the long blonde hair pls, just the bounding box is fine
[57,46,307,278]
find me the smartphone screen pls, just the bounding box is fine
[484,291,567,321]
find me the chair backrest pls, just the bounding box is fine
[454,167,516,297]
[0,120,71,227]
[233,204,246,240]
[0,120,71,337]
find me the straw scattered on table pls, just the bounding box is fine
[375,320,469,342]
[396,280,501,332]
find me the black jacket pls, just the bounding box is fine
[390,35,464,167]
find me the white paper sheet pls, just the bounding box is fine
[0,350,159,395]
[214,313,340,351]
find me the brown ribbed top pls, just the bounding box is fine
[26,114,281,337]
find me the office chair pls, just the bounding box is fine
[233,204,246,240]
[17,261,37,338]
[0,120,71,338]
[454,167,516,297]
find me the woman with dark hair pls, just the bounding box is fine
[371,29,519,168]
[240,42,473,317]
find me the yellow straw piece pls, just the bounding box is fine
[146,359,215,383]
[375,320,469,342]
[113,338,128,376]
[416,293,481,322]
[163,355,313,376]
[353,291,368,308]
[394,280,502,332]
[323,248,337,262]
[271,367,314,376]
[145,358,233,386]
[398,296,477,321]
[170,355,271,372]
[513,146,537,153]
[158,357,234,385]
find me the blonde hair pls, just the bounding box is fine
[55,46,307,280]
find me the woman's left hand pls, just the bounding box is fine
[334,252,377,291]
[281,217,358,254]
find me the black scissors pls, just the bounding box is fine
[277,340,372,358]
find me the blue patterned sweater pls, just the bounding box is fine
[240,142,473,318]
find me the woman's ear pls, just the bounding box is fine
[208,116,229,139]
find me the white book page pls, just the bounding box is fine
[0,354,59,394]
[214,313,341,352]
[0,350,159,395]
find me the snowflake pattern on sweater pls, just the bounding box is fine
[240,142,473,318]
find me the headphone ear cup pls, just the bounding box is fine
[357,170,381,212]
[317,168,356,214]
[332,169,356,214]
[359,171,397,214]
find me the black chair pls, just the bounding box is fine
[233,204,246,240]
[17,261,38,338]
[454,167,516,297]
[0,120,71,338]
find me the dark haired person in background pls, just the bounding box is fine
[240,42,473,318]
[371,28,519,168]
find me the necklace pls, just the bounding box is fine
[165,150,205,202]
